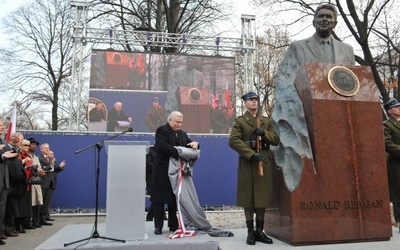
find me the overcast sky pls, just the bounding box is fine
[0,0,26,112]
[0,0,26,46]
[0,0,254,112]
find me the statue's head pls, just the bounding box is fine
[312,3,338,38]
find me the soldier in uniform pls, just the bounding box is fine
[229,91,280,245]
[145,97,167,132]
[383,98,400,231]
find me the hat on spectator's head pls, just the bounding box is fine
[152,97,159,102]
[242,91,258,101]
[384,98,400,111]
[27,138,39,145]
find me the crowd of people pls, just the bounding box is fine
[0,125,65,246]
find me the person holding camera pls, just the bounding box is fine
[27,138,44,228]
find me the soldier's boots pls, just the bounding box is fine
[255,228,273,244]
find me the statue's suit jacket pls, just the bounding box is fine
[287,33,355,66]
[165,68,204,112]
[272,33,355,192]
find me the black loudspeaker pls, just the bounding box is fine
[176,86,210,133]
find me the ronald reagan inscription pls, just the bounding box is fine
[300,199,384,210]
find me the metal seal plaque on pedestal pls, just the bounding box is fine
[327,66,360,97]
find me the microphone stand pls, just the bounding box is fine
[64,128,132,247]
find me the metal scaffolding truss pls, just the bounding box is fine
[69,1,256,130]
[83,28,254,53]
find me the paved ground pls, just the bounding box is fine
[1,215,103,250]
[1,213,400,250]
[2,212,245,250]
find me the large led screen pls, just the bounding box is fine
[88,49,235,134]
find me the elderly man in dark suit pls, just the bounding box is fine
[38,143,65,226]
[0,122,19,245]
[106,102,132,132]
[150,111,199,235]
[272,3,355,191]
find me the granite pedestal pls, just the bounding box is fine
[265,63,393,245]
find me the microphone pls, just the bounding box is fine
[127,127,133,132]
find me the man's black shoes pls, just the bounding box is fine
[40,221,53,226]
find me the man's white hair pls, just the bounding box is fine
[168,111,183,121]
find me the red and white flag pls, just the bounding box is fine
[211,93,218,110]
[225,81,231,108]
[5,102,17,142]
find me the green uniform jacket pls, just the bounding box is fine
[229,111,280,207]
[384,116,400,203]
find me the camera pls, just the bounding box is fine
[27,165,42,185]
[42,165,52,172]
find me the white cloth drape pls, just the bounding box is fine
[168,146,233,238]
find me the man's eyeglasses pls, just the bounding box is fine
[22,144,30,146]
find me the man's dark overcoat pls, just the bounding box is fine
[106,109,130,132]
[150,123,192,204]
[4,144,25,219]
[229,111,279,207]
[4,145,25,197]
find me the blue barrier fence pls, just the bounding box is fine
[21,132,238,210]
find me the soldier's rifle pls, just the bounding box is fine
[255,93,263,177]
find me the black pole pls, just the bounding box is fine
[92,142,102,238]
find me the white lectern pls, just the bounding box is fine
[104,140,149,240]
